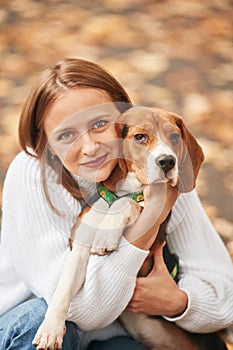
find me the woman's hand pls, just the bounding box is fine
[126,243,188,317]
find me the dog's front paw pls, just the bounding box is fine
[90,197,141,256]
[90,227,120,255]
[32,319,66,350]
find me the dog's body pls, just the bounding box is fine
[33,107,228,350]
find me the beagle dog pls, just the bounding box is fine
[33,107,226,350]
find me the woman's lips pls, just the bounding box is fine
[80,154,108,168]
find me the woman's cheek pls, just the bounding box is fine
[57,146,79,172]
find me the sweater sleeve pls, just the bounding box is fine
[0,152,148,330]
[164,190,233,333]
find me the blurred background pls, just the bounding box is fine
[0,0,232,254]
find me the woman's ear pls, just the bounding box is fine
[174,115,204,193]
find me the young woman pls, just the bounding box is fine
[0,58,232,350]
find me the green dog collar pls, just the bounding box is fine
[97,182,144,206]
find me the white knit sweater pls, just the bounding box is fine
[0,151,233,348]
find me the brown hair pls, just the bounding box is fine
[18,58,132,203]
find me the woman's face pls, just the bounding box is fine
[44,88,122,182]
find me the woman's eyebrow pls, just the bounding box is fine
[86,113,115,126]
[89,113,113,121]
[52,126,76,136]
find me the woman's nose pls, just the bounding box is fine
[80,133,99,156]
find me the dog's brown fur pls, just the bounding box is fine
[105,106,227,350]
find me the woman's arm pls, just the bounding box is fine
[167,190,233,332]
[126,242,188,317]
[1,152,148,330]
[126,190,233,333]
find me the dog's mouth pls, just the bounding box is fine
[152,171,178,187]
[166,174,178,187]
[134,166,178,187]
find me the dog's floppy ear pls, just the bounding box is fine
[174,115,204,193]
[103,120,128,191]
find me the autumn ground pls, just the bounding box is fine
[0,0,233,346]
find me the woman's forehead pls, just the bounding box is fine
[44,88,120,136]
[54,104,120,134]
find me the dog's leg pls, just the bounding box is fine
[32,243,90,350]
[33,199,110,350]
[90,197,142,255]
[120,312,198,350]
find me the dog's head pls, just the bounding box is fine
[105,106,204,193]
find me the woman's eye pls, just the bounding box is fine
[133,134,148,145]
[170,133,180,146]
[59,131,75,141]
[94,120,108,129]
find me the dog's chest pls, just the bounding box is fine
[115,172,144,199]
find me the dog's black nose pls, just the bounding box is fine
[155,155,176,174]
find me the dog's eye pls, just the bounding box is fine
[134,134,148,145]
[170,133,180,146]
